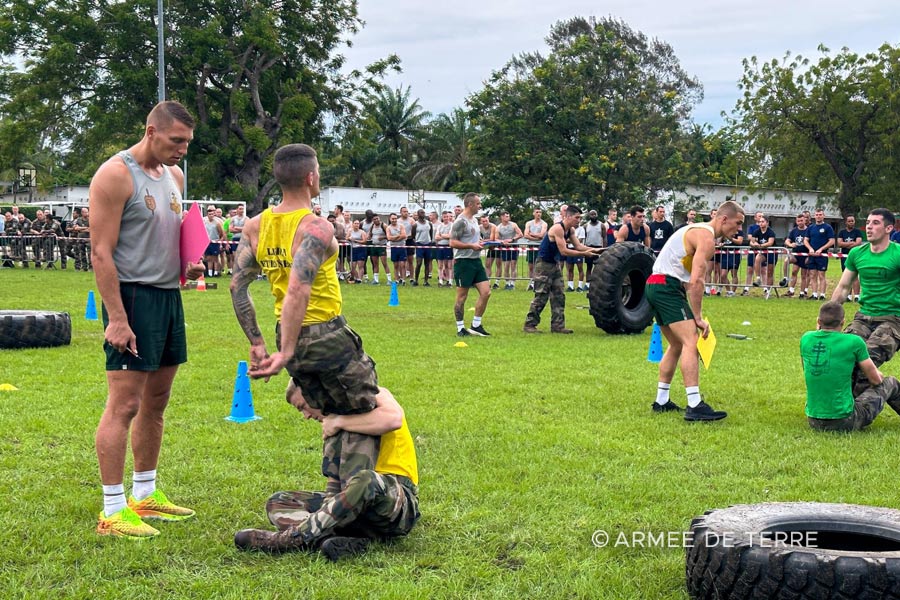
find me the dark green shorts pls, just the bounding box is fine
[453,258,488,288]
[369,247,386,257]
[646,274,694,326]
[103,283,187,371]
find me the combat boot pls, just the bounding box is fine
[319,536,370,562]
[234,527,312,553]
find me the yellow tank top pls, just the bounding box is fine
[256,208,342,323]
[376,417,419,485]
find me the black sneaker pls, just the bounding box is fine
[651,400,683,413]
[319,536,370,562]
[684,401,727,422]
[469,325,491,336]
[423,281,431,287]
[492,282,500,289]
[410,280,419,287]
[457,328,472,337]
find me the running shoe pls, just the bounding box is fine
[96,507,160,539]
[128,489,195,521]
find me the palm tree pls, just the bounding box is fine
[411,109,473,191]
[367,86,430,153]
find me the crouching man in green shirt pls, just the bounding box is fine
[801,301,900,431]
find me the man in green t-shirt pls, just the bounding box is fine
[801,301,900,431]
[831,208,900,395]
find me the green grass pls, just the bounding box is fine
[1,268,896,599]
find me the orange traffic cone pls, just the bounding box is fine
[196,275,207,291]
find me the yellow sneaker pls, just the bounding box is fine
[96,507,160,539]
[128,489,195,521]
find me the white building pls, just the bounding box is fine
[314,187,463,217]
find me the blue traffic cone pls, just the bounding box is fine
[85,290,98,321]
[647,323,664,363]
[388,281,400,307]
[225,361,262,423]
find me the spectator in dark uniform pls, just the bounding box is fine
[649,205,674,253]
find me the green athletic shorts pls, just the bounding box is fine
[369,247,386,257]
[453,257,488,288]
[646,274,694,326]
[103,283,187,371]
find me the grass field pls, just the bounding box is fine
[1,267,897,599]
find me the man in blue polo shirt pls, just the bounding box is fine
[804,208,835,300]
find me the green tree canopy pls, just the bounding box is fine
[465,16,702,215]
[731,43,900,215]
[0,0,398,213]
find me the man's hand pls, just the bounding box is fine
[249,351,289,380]
[105,319,137,355]
[694,317,710,339]
[185,261,205,280]
[249,343,269,373]
[321,415,343,438]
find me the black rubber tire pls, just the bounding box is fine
[0,310,72,349]
[587,241,655,334]
[686,502,900,599]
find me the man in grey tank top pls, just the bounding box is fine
[450,193,492,336]
[89,101,204,539]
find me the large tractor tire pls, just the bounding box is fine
[686,502,900,599]
[0,310,72,349]
[587,242,655,334]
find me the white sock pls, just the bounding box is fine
[686,386,702,408]
[374,274,380,283]
[456,320,465,332]
[103,483,127,517]
[472,316,482,328]
[567,281,574,290]
[789,287,794,293]
[656,383,671,405]
[132,469,157,501]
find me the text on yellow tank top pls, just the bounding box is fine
[256,208,342,323]
[376,417,419,486]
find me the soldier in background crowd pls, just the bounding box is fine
[496,211,523,290]
[649,205,674,253]
[387,213,408,286]
[523,208,548,291]
[434,211,454,287]
[583,210,605,288]
[784,213,810,298]
[368,215,390,285]
[72,207,92,271]
[411,209,434,286]
[398,206,414,283]
[605,208,620,246]
[837,215,863,302]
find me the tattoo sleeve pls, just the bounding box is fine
[450,218,466,241]
[230,237,264,344]
[291,220,332,286]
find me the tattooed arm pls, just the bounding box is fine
[229,218,268,370]
[250,216,337,378]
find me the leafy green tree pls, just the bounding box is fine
[410,109,474,192]
[466,16,702,215]
[0,0,398,213]
[731,43,900,214]
[366,85,430,153]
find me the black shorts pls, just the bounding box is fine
[103,283,187,371]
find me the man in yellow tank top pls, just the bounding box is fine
[230,144,389,516]
[234,387,420,560]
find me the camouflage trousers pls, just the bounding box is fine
[265,470,420,545]
[525,260,566,329]
[845,314,900,396]
[322,430,380,495]
[73,239,91,270]
[809,376,900,432]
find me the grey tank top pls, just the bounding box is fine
[370,225,387,245]
[453,215,481,259]
[497,222,517,240]
[113,150,182,288]
[436,222,452,245]
[584,222,604,246]
[414,221,432,244]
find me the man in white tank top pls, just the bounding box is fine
[645,201,745,422]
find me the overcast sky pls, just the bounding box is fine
[342,0,900,128]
